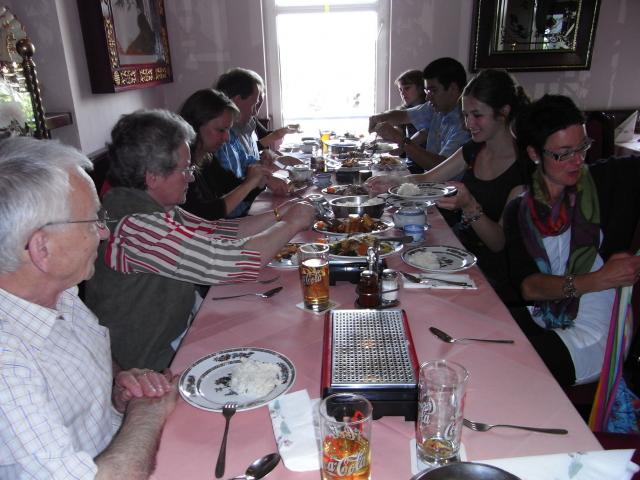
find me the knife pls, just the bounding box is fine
[400,271,471,287]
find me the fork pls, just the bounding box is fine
[215,403,237,478]
[463,418,568,435]
[210,286,283,301]
[401,271,471,287]
[219,275,280,286]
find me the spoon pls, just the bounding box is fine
[210,286,283,301]
[429,326,514,344]
[227,452,281,480]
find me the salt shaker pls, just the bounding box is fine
[380,269,400,305]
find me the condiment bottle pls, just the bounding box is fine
[357,269,379,308]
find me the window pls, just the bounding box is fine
[263,0,389,136]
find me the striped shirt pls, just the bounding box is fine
[104,206,261,283]
[0,287,121,479]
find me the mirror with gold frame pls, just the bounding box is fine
[0,6,36,137]
[470,0,601,72]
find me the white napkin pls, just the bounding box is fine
[481,449,639,480]
[402,273,477,290]
[268,389,320,471]
[615,111,638,143]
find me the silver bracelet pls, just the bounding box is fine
[562,274,578,299]
[461,207,483,225]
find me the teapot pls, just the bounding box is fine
[289,164,313,183]
[392,202,427,229]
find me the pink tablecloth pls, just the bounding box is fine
[152,193,601,479]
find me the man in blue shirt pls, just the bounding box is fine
[215,68,290,197]
[369,57,470,173]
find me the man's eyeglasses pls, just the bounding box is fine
[542,138,593,162]
[41,208,112,230]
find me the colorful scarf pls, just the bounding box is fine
[589,270,639,433]
[517,166,600,329]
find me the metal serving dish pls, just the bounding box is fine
[329,195,386,218]
[326,139,358,155]
[410,462,520,480]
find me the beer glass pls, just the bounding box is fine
[298,243,330,311]
[416,360,469,467]
[320,130,332,154]
[320,393,372,480]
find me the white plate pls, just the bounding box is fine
[402,245,477,273]
[267,243,301,269]
[389,182,457,200]
[388,198,436,209]
[313,219,394,238]
[178,347,295,412]
[328,239,403,260]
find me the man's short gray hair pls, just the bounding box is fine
[107,109,196,189]
[0,137,92,274]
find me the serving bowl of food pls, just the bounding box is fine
[322,184,370,197]
[328,234,402,259]
[329,195,386,218]
[313,214,393,238]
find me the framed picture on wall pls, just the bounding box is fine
[77,0,173,93]
[469,0,601,72]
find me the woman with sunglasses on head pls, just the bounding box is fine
[179,88,270,219]
[504,94,640,386]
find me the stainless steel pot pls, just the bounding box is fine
[329,195,386,218]
[326,139,358,155]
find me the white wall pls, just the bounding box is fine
[389,0,473,108]
[389,0,640,110]
[162,0,267,114]
[162,1,229,112]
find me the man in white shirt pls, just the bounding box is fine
[0,137,177,479]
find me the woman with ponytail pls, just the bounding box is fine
[367,69,533,303]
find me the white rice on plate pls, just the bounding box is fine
[410,250,440,270]
[230,358,281,397]
[396,183,422,196]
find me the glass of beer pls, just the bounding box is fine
[320,130,332,154]
[320,393,372,480]
[415,360,469,467]
[298,243,330,311]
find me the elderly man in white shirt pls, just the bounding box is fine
[0,137,176,479]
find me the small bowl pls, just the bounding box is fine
[289,165,313,182]
[313,172,332,188]
[329,195,386,218]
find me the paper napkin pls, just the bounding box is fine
[402,273,477,290]
[481,449,639,480]
[268,389,320,471]
[615,111,638,143]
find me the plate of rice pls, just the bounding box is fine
[389,182,457,200]
[178,347,295,412]
[402,245,477,272]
